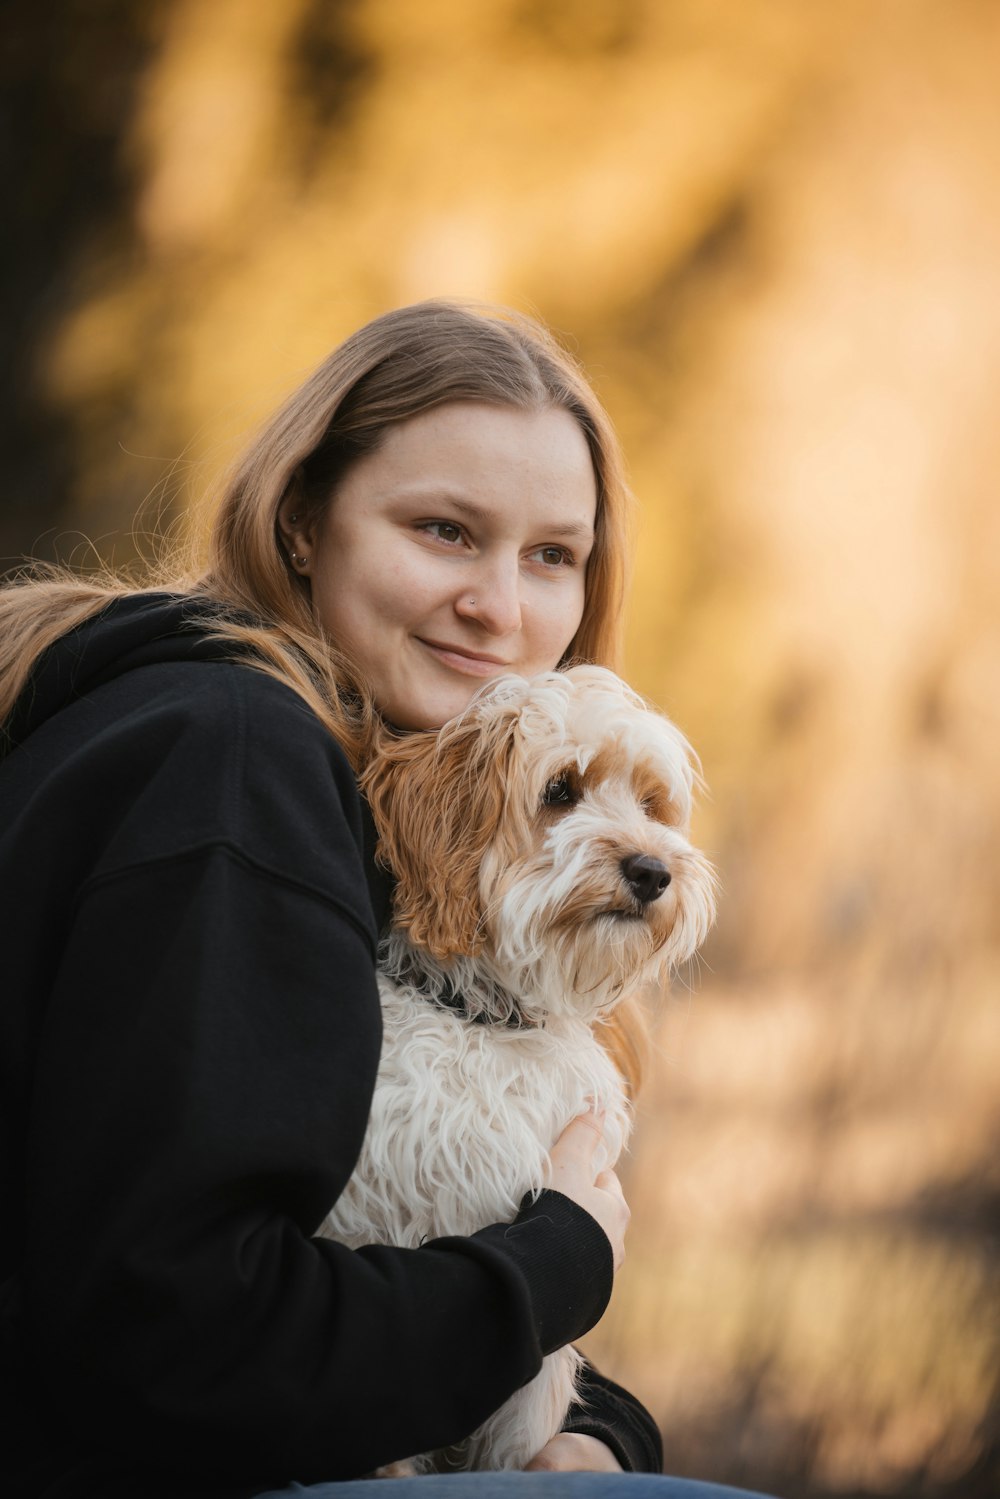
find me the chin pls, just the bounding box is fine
[381,678,496,733]
[381,697,469,732]
[322,665,717,1470]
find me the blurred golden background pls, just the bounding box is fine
[3,2,997,1495]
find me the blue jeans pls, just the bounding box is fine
[254,1478,775,1497]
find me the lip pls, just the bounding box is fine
[417,639,512,676]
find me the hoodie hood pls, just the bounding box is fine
[3,591,244,755]
[4,589,396,931]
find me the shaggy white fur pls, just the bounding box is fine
[320,666,716,1472]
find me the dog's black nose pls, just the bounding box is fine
[621,853,671,904]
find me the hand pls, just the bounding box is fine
[524,1433,624,1472]
[546,1110,630,1270]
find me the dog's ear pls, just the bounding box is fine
[360,708,519,960]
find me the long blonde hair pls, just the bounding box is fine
[1,300,646,1090]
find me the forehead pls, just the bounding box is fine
[570,727,686,791]
[335,401,597,534]
[519,682,691,788]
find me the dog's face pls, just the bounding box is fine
[363,666,716,1022]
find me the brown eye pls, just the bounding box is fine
[423,520,464,545]
[542,773,578,808]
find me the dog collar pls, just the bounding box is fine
[389,951,531,1030]
[426,976,528,1031]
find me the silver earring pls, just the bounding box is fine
[291,552,307,567]
[289,513,298,522]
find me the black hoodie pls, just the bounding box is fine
[0,593,661,1495]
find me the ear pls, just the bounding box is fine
[276,471,316,576]
[360,710,519,961]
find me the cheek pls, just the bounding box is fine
[532,583,587,665]
[356,543,446,626]
[315,539,412,643]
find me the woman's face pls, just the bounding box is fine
[287,402,598,730]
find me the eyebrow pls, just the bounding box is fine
[411,492,595,541]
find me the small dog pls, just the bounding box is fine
[321,666,716,1471]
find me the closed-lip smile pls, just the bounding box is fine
[417,639,511,675]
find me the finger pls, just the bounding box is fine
[554,1110,607,1157]
[524,1435,624,1473]
[524,1435,575,1472]
[594,1168,627,1200]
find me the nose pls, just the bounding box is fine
[621,853,671,904]
[454,559,522,636]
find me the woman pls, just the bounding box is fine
[0,302,771,1499]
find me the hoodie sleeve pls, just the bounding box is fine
[562,1358,664,1473]
[16,663,613,1488]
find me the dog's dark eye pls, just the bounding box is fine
[542,773,578,808]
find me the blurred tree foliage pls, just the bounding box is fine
[3,2,998,1495]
